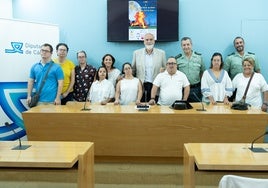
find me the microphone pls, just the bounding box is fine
[249,131,268,153]
[193,92,206,111]
[5,122,31,150]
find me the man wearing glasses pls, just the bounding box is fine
[27,43,64,106]
[149,57,190,106]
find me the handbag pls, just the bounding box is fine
[231,72,254,111]
[170,100,193,110]
[28,62,54,108]
[28,93,40,108]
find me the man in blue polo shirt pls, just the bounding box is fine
[27,43,64,106]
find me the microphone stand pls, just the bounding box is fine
[5,122,31,150]
[249,131,268,153]
[193,92,206,111]
[81,90,91,111]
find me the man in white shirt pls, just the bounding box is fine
[149,57,190,106]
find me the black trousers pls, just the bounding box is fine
[142,82,158,103]
[61,92,73,105]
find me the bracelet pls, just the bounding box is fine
[263,102,268,106]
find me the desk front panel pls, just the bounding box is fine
[23,103,268,158]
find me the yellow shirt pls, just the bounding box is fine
[54,58,75,93]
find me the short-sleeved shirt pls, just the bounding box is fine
[73,64,96,102]
[89,79,115,103]
[108,68,121,87]
[29,61,64,102]
[54,58,75,93]
[153,70,190,106]
[232,73,268,108]
[224,52,260,80]
[175,51,205,85]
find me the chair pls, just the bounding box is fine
[219,175,268,188]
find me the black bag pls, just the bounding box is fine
[231,72,254,111]
[170,100,193,110]
[231,101,249,110]
[28,93,40,108]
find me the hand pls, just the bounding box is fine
[261,103,267,112]
[27,96,31,105]
[148,99,155,105]
[223,98,230,105]
[54,98,61,105]
[114,100,120,105]
[211,100,217,105]
[101,100,108,105]
[135,100,141,105]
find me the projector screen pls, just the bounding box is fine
[107,0,179,42]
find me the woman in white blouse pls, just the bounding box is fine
[114,62,143,105]
[88,66,115,105]
[201,52,233,105]
[101,54,121,87]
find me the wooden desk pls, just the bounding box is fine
[22,102,267,160]
[184,143,268,188]
[0,141,94,188]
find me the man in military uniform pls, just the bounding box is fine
[224,36,261,80]
[175,37,206,102]
[224,36,261,101]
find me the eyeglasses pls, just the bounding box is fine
[78,56,86,58]
[40,49,51,53]
[167,62,177,65]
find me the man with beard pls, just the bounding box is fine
[224,36,260,80]
[224,36,261,101]
[132,33,166,102]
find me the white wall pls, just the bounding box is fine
[0,0,12,18]
[12,0,268,81]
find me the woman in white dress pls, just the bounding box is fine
[88,66,115,105]
[114,62,143,105]
[101,54,121,87]
[201,52,233,105]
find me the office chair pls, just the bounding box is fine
[219,175,268,188]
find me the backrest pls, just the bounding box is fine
[219,175,268,188]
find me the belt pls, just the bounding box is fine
[190,82,201,88]
[143,82,152,85]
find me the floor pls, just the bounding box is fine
[0,162,222,188]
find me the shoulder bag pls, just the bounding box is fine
[28,62,54,108]
[231,72,254,110]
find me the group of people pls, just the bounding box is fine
[26,34,268,112]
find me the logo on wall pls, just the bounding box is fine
[5,42,24,54]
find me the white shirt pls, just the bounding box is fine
[144,52,153,83]
[153,70,190,106]
[108,68,121,87]
[232,73,268,108]
[120,77,140,105]
[89,79,115,103]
